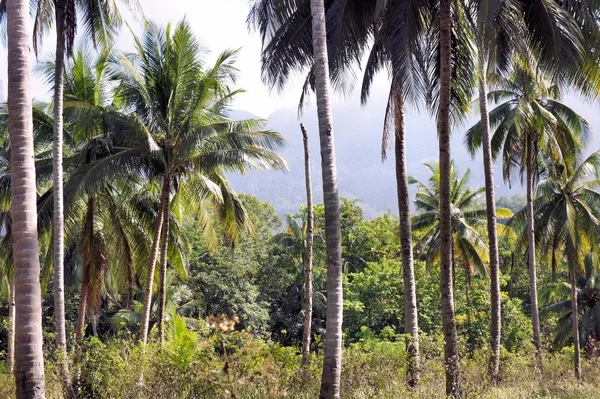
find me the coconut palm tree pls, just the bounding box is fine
[4,0,46,395]
[411,160,512,280]
[460,0,600,375]
[0,102,56,377]
[25,0,142,388]
[514,151,600,378]
[65,20,287,345]
[466,58,590,372]
[307,2,343,396]
[542,254,600,361]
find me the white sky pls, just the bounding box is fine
[0,0,316,118]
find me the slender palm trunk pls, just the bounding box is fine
[567,244,581,378]
[310,1,344,397]
[477,51,501,382]
[300,123,314,366]
[8,276,15,375]
[52,2,72,393]
[439,0,461,396]
[7,0,46,395]
[392,87,420,386]
[139,176,168,344]
[551,235,559,282]
[526,135,543,371]
[76,259,89,342]
[157,174,171,345]
[89,307,98,336]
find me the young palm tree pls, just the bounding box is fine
[411,160,512,278]
[4,0,46,395]
[466,59,590,371]
[542,254,600,360]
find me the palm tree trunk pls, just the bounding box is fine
[89,307,98,337]
[76,265,89,342]
[526,134,543,371]
[567,244,581,378]
[8,276,15,375]
[392,87,420,386]
[439,0,462,396]
[551,234,559,282]
[139,175,168,344]
[157,174,171,345]
[477,50,501,382]
[7,0,47,395]
[300,123,314,366]
[52,1,72,392]
[310,1,344,397]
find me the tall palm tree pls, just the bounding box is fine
[4,0,46,395]
[69,20,287,345]
[27,0,141,388]
[307,2,344,396]
[466,58,590,371]
[0,102,55,378]
[515,152,600,378]
[437,0,462,395]
[460,0,600,376]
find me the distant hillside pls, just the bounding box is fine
[227,101,522,218]
[228,90,600,218]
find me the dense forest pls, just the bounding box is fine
[3,0,600,398]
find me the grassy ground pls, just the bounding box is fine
[0,336,597,398]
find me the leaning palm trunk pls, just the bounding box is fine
[309,0,344,398]
[300,123,314,366]
[566,243,581,378]
[438,0,461,396]
[7,0,46,395]
[75,274,88,341]
[8,276,15,375]
[157,174,171,345]
[526,134,543,371]
[139,176,168,344]
[392,87,419,386]
[52,0,72,392]
[477,51,501,381]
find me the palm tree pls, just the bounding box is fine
[27,0,141,388]
[0,102,55,378]
[4,0,46,395]
[437,0,462,395]
[411,160,512,279]
[460,0,600,376]
[543,254,600,360]
[301,2,344,396]
[69,20,287,345]
[520,152,600,378]
[466,58,590,371]
[248,1,477,390]
[300,123,314,365]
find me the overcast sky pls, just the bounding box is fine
[0,0,342,117]
[1,0,598,145]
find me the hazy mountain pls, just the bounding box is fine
[229,91,600,219]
